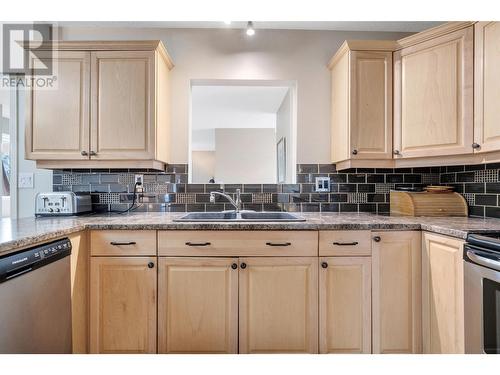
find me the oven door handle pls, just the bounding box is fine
[467,250,500,272]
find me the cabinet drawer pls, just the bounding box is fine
[90,230,157,256]
[319,231,372,256]
[158,231,318,257]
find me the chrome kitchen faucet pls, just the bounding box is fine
[209,188,242,212]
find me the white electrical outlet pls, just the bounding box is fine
[315,176,330,192]
[18,172,34,188]
[134,174,144,185]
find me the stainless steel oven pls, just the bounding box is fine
[464,233,500,354]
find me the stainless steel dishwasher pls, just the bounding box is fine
[0,238,72,353]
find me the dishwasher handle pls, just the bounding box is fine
[467,249,500,272]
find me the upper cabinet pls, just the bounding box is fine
[90,51,155,160]
[26,51,90,160]
[329,22,500,169]
[329,41,395,169]
[474,22,500,153]
[393,24,474,159]
[25,41,173,170]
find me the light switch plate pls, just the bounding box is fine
[18,172,34,188]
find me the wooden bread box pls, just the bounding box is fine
[390,191,468,216]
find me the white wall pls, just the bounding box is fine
[276,90,293,183]
[16,89,52,218]
[60,27,410,164]
[215,128,276,183]
[192,150,215,183]
[192,111,276,151]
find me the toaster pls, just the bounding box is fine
[35,192,92,216]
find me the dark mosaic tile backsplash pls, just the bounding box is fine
[51,162,500,218]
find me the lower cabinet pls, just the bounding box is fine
[372,231,422,353]
[89,257,157,354]
[239,257,318,353]
[86,229,436,354]
[422,232,465,354]
[319,257,372,353]
[157,257,239,353]
[157,256,318,354]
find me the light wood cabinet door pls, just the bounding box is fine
[330,49,350,163]
[90,257,157,353]
[158,257,238,353]
[372,231,422,353]
[349,51,393,160]
[90,51,155,160]
[239,257,318,353]
[474,22,500,153]
[394,26,473,158]
[319,257,371,353]
[422,232,465,354]
[68,231,89,354]
[26,51,90,160]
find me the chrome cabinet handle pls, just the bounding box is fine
[81,151,88,156]
[185,242,211,246]
[333,241,359,246]
[393,150,400,155]
[110,241,137,246]
[266,242,291,247]
[467,250,500,272]
[472,143,481,150]
[89,151,97,156]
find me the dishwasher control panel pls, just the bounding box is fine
[0,238,72,283]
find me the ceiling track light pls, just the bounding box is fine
[246,21,255,36]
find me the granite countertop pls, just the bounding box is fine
[2,212,500,256]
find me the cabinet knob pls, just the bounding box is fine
[373,236,381,242]
[81,151,88,156]
[472,143,481,149]
[321,262,328,269]
[393,150,400,155]
[240,262,247,269]
[231,263,238,270]
[147,262,155,269]
[89,151,97,156]
[352,149,358,155]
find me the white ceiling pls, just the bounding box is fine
[58,21,444,32]
[191,85,289,151]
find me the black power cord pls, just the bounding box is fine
[108,181,143,214]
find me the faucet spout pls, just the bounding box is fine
[210,189,242,212]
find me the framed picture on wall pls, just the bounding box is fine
[277,137,286,183]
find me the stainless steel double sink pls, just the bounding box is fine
[174,211,305,222]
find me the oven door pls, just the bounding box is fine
[464,247,500,354]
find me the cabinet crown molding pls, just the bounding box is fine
[20,40,174,68]
[327,40,398,68]
[396,21,476,49]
